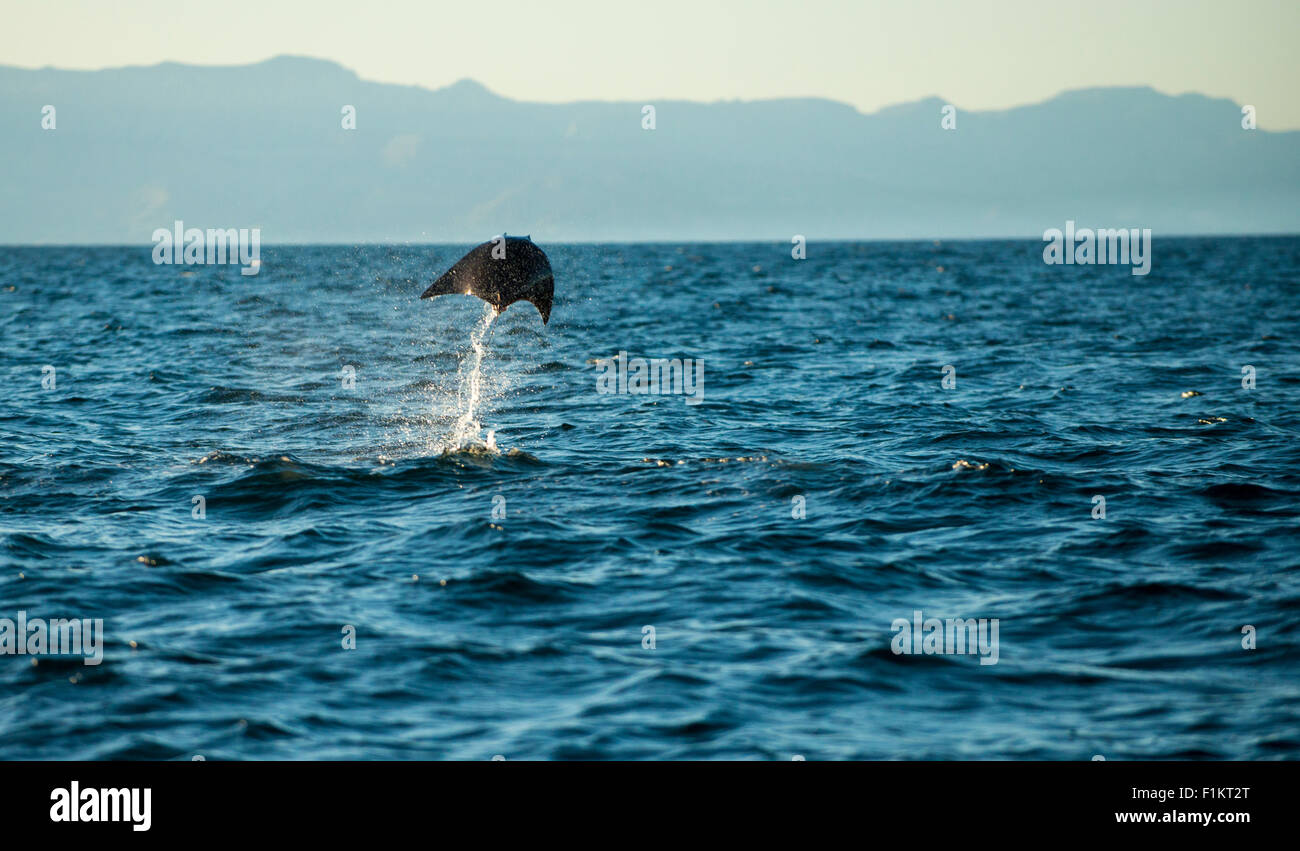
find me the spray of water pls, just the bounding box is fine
[445,303,500,451]
[378,301,507,460]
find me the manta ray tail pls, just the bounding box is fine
[421,236,554,324]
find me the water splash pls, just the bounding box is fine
[378,300,506,460]
[444,303,500,452]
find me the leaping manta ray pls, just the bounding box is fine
[420,235,554,324]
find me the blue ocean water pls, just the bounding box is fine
[1,238,1298,760]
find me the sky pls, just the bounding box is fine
[3,0,1298,129]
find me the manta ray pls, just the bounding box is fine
[420,235,554,323]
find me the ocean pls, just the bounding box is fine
[2,237,1298,759]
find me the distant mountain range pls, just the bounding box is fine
[2,56,1296,243]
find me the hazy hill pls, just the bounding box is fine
[1,56,1295,242]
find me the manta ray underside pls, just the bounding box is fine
[420,236,554,324]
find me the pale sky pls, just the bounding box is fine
[4,0,1298,128]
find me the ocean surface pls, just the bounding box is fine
[2,238,1298,760]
